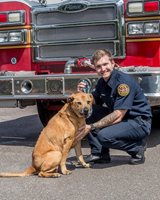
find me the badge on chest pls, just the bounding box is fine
[117,84,130,97]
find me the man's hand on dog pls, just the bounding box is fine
[76,124,91,142]
[77,81,86,92]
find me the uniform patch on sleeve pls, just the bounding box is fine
[117,84,130,97]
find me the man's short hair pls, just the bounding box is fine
[91,49,113,65]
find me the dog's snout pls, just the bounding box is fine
[83,107,89,115]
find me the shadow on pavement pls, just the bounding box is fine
[147,112,160,148]
[0,112,159,149]
[67,154,130,171]
[0,115,43,146]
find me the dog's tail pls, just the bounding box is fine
[0,166,37,177]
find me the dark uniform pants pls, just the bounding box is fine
[86,105,151,156]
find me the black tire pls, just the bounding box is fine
[36,100,58,127]
[152,107,160,128]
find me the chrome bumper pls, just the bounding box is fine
[0,73,98,100]
[0,69,160,107]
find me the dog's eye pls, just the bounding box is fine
[87,101,91,104]
[77,102,82,105]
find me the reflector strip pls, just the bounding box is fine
[0,13,7,23]
[144,1,159,12]
[126,38,160,42]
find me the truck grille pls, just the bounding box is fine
[32,1,124,61]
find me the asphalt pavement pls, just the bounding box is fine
[0,106,160,200]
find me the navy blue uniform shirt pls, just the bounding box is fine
[92,69,152,120]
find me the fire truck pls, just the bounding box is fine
[0,0,160,126]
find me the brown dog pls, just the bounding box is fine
[0,92,93,178]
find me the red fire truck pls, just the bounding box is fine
[0,0,160,126]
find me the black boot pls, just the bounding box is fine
[85,154,101,163]
[94,150,111,164]
[129,146,145,165]
[85,152,111,164]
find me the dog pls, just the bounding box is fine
[0,92,93,178]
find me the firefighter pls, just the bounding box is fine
[76,49,152,165]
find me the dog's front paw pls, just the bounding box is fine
[82,163,91,168]
[61,169,72,175]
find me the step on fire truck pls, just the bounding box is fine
[0,0,160,126]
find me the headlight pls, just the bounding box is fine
[8,12,21,22]
[9,32,23,42]
[0,11,25,26]
[128,23,143,35]
[0,32,8,42]
[144,23,159,34]
[127,22,160,36]
[0,30,25,44]
[127,1,159,15]
[128,2,143,13]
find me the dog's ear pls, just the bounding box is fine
[67,96,74,103]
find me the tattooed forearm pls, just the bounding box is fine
[92,110,122,129]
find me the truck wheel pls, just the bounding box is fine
[36,100,58,127]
